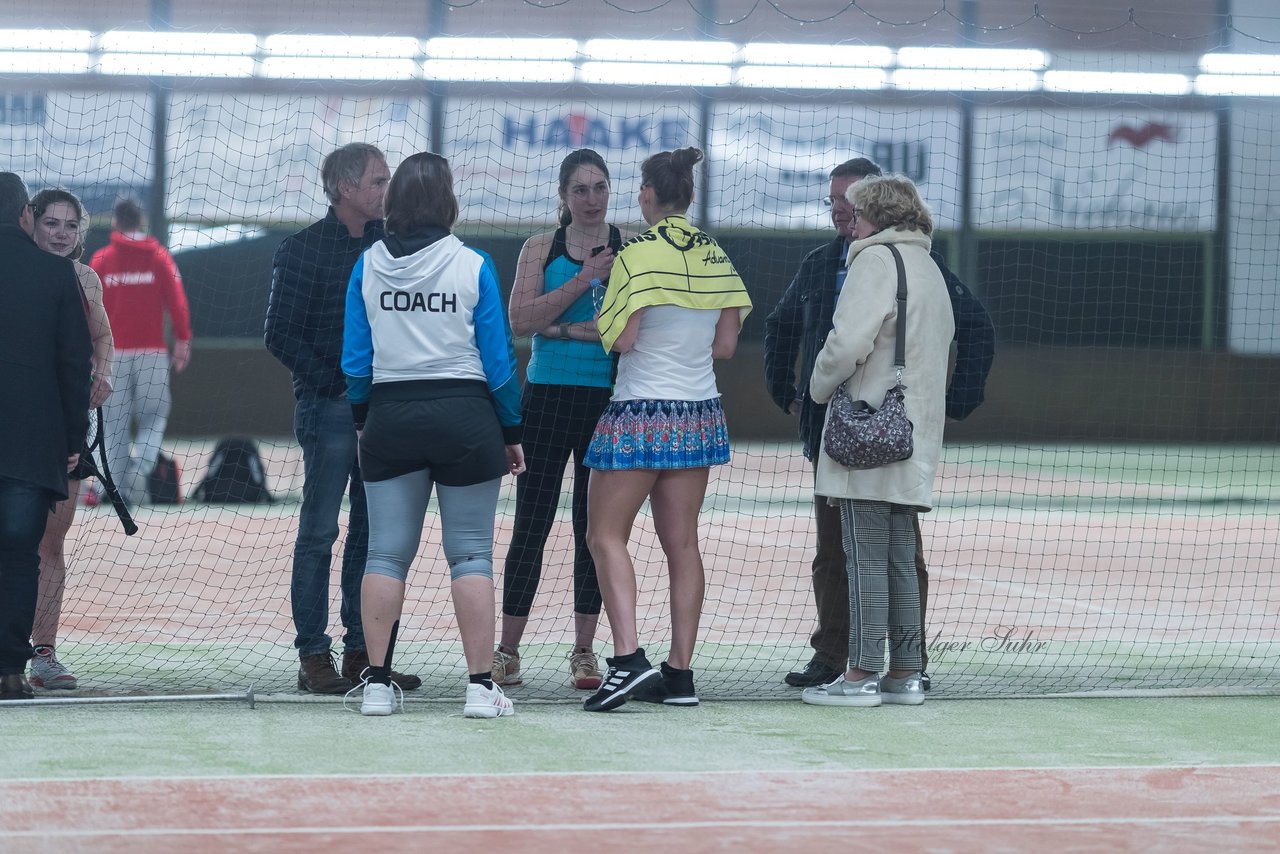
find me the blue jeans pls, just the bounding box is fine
[0,479,52,674]
[291,397,367,657]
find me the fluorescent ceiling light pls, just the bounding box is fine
[581,61,731,87]
[898,47,1046,70]
[99,31,255,55]
[264,34,418,59]
[0,51,89,74]
[1199,53,1280,75]
[736,66,886,90]
[262,57,418,80]
[100,53,255,77]
[426,37,577,62]
[0,28,92,51]
[1194,74,1280,96]
[583,39,736,65]
[742,43,891,68]
[893,68,1039,91]
[423,59,574,83]
[1043,70,1190,95]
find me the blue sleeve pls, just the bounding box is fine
[341,254,373,417]
[931,250,995,421]
[471,250,523,443]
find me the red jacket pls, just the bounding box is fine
[90,232,192,350]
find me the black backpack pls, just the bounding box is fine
[192,438,272,504]
[148,453,183,505]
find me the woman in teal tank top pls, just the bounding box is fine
[496,150,631,691]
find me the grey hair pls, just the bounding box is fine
[321,143,385,204]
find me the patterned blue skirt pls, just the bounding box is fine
[585,398,730,471]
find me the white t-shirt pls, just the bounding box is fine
[612,304,721,402]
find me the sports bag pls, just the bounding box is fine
[192,437,272,503]
[822,244,915,470]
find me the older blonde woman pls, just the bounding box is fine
[804,174,955,708]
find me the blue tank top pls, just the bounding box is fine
[526,225,621,388]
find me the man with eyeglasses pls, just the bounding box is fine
[764,157,995,691]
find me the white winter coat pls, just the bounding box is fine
[809,228,955,510]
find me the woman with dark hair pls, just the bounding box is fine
[342,152,525,718]
[581,147,752,712]
[28,188,114,691]
[804,174,954,709]
[495,149,631,691]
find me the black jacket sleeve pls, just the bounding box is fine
[55,265,92,454]
[931,250,995,421]
[264,238,328,391]
[764,273,805,413]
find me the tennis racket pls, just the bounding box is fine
[79,407,138,536]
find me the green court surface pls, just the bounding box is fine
[3,695,1277,779]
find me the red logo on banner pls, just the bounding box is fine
[567,113,589,146]
[1108,121,1176,148]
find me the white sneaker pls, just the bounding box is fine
[464,682,514,718]
[344,675,403,716]
[29,646,77,690]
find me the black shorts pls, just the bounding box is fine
[360,380,507,486]
[69,457,93,482]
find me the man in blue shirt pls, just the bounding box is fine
[265,143,419,694]
[764,157,996,692]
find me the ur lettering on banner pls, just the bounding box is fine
[973,110,1216,231]
[708,104,963,230]
[446,100,699,230]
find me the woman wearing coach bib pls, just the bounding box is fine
[496,150,631,692]
[342,153,525,719]
[805,174,953,709]
[581,147,752,712]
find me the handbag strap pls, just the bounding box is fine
[885,244,908,376]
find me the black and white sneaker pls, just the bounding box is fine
[582,651,660,712]
[636,662,699,707]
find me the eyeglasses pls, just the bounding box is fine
[820,195,853,208]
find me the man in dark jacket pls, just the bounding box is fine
[265,143,418,694]
[0,172,92,700]
[764,157,995,690]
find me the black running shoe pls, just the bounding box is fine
[636,662,699,707]
[784,658,842,688]
[582,651,660,712]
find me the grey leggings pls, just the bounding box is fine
[838,499,923,673]
[364,471,502,583]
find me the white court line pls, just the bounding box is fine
[7,815,1280,839]
[950,569,1122,618]
[2,762,1276,785]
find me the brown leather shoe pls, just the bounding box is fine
[342,649,422,691]
[297,652,353,694]
[0,673,34,700]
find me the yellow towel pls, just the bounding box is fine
[597,215,753,352]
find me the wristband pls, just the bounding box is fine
[559,323,570,340]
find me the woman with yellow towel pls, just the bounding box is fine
[581,147,752,713]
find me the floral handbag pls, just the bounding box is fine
[822,244,914,470]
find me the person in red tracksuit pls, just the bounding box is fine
[89,198,192,506]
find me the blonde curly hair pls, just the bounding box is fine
[847,174,933,236]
